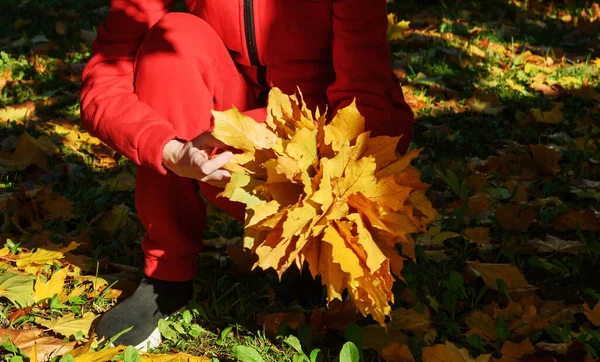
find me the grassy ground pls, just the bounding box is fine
[1,0,600,361]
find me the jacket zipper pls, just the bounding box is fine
[243,0,268,91]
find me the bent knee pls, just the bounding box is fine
[142,13,222,55]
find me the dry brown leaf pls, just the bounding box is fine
[497,205,536,231]
[530,82,562,97]
[465,228,490,244]
[468,193,492,214]
[466,261,529,290]
[0,328,75,361]
[530,145,560,175]
[535,341,571,355]
[466,311,498,342]
[41,194,74,220]
[494,301,524,321]
[496,339,535,361]
[388,306,432,335]
[553,210,600,231]
[256,312,306,336]
[0,132,46,170]
[382,342,415,362]
[362,323,408,354]
[423,341,492,362]
[584,302,600,326]
[521,235,584,255]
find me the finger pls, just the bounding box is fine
[200,169,231,183]
[196,151,233,176]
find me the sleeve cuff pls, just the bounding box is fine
[137,123,184,175]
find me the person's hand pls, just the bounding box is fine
[162,132,233,188]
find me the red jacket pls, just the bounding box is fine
[80,0,414,175]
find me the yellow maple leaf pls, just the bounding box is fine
[211,106,279,172]
[212,88,436,325]
[0,247,9,257]
[286,127,318,170]
[36,312,97,338]
[33,267,69,302]
[16,241,79,268]
[324,100,365,152]
[387,14,410,41]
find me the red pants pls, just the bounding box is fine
[134,13,266,281]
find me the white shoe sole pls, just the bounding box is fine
[133,326,161,352]
[111,307,186,352]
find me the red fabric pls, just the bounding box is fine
[80,0,415,281]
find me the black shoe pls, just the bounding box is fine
[94,277,193,350]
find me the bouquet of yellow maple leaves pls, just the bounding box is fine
[211,88,436,325]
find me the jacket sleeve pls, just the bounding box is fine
[80,0,177,175]
[327,0,414,148]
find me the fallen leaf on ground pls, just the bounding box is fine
[534,341,571,355]
[0,132,46,170]
[0,272,35,306]
[35,312,97,338]
[531,103,564,124]
[465,228,490,244]
[388,306,432,335]
[388,14,410,41]
[422,341,491,362]
[16,241,79,268]
[98,172,136,192]
[0,328,75,361]
[466,261,529,290]
[584,302,600,326]
[0,101,36,122]
[33,267,69,302]
[41,194,74,220]
[67,344,125,361]
[530,144,560,175]
[140,353,212,361]
[362,323,408,354]
[256,312,306,336]
[466,311,498,342]
[467,89,504,115]
[553,210,600,231]
[496,339,535,361]
[382,342,415,362]
[496,205,536,231]
[521,235,584,255]
[98,204,131,235]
